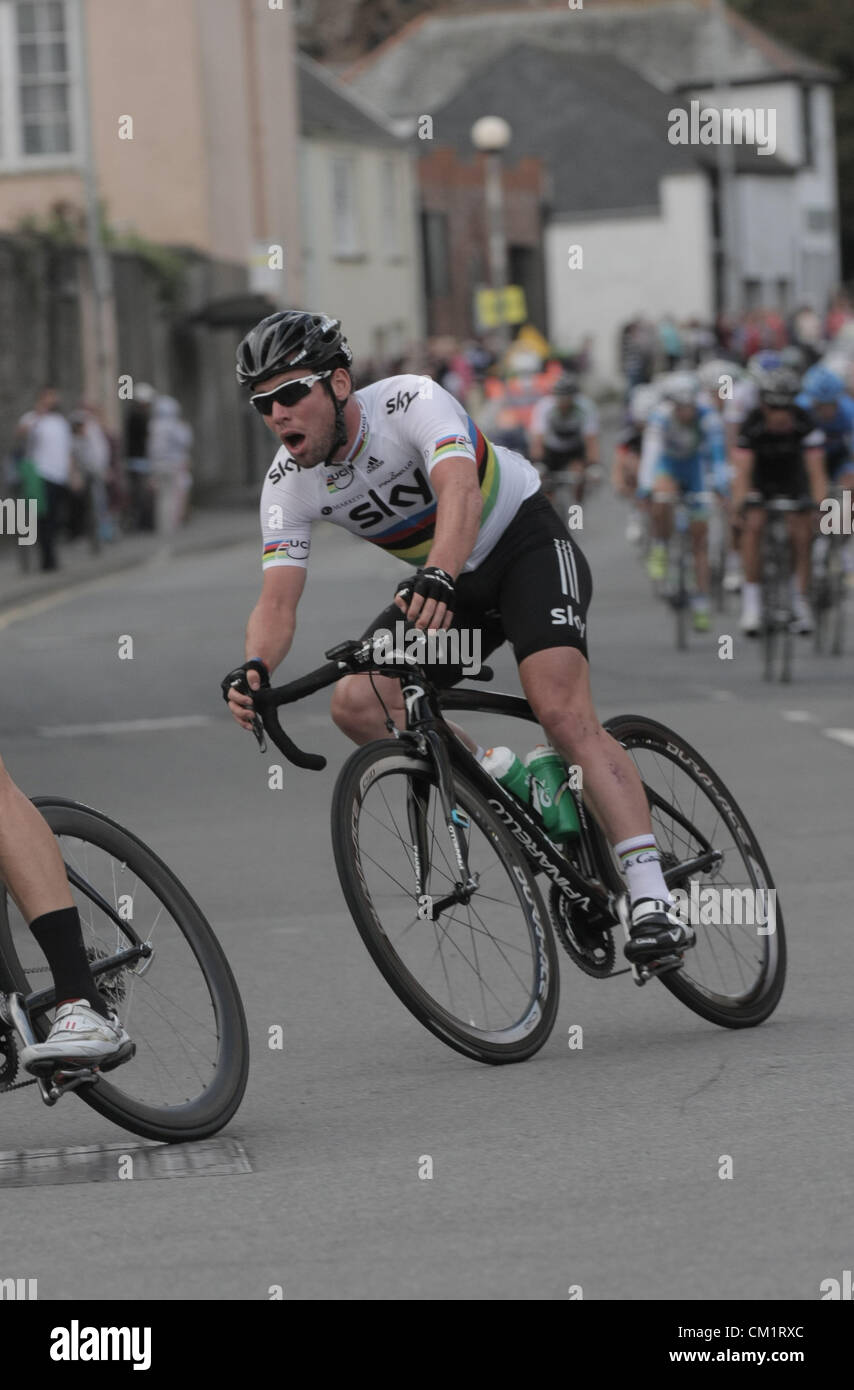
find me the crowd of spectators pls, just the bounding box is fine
[619,291,854,391]
[6,385,193,573]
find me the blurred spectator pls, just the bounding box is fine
[149,395,194,538]
[125,383,156,531]
[82,402,120,540]
[826,290,853,341]
[790,303,823,362]
[15,387,72,572]
[620,318,655,391]
[658,314,683,369]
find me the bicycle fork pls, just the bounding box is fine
[407,726,479,922]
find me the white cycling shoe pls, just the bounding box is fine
[21,999,132,1076]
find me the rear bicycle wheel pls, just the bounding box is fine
[0,799,248,1141]
[604,716,786,1027]
[331,740,559,1064]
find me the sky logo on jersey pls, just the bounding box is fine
[385,388,420,415]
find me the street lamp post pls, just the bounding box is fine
[471,116,512,353]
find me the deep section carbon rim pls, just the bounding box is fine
[604,717,785,1024]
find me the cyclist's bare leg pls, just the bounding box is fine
[0,755,73,921]
[690,517,710,595]
[741,506,765,583]
[651,475,678,541]
[331,673,478,753]
[518,646,652,846]
[787,511,812,595]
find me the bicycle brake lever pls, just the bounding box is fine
[251,713,267,753]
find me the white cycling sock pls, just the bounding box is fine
[614,834,672,906]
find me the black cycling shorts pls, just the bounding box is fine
[360,491,593,688]
[543,446,586,471]
[750,463,809,501]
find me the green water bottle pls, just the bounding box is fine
[524,745,580,840]
[481,746,531,805]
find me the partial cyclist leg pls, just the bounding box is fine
[0,755,110,1017]
[518,647,692,957]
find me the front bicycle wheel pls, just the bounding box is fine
[0,799,249,1142]
[604,716,786,1027]
[331,740,559,1064]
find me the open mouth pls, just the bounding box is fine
[283,431,306,453]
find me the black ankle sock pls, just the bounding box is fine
[28,907,110,1019]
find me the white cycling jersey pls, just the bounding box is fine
[259,375,540,573]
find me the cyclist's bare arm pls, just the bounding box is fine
[584,430,599,466]
[229,565,306,730]
[530,432,545,463]
[731,447,754,510]
[805,447,828,507]
[397,455,483,631]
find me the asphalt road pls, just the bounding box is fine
[2,469,853,1301]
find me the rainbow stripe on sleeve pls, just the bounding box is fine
[368,417,501,564]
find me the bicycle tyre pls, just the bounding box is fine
[0,799,249,1142]
[331,740,559,1065]
[604,715,786,1027]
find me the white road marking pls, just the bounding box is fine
[823,728,854,749]
[38,716,212,738]
[782,710,817,723]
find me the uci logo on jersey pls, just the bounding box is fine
[277,538,310,559]
[348,465,433,530]
[385,389,419,416]
[325,465,354,493]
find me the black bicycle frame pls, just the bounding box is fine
[399,679,616,927]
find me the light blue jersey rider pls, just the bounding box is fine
[639,393,728,510]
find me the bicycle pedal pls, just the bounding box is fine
[98,1040,135,1073]
[37,1065,100,1107]
[631,953,685,986]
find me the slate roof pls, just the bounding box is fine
[297,52,403,146]
[341,1,837,120]
[423,43,788,215]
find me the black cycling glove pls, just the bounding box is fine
[394,566,456,610]
[220,658,270,704]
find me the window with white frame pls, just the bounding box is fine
[330,152,361,256]
[0,0,77,167]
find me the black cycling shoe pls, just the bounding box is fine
[623,897,696,964]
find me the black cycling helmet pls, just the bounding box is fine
[237,310,354,454]
[236,310,353,389]
[552,371,579,397]
[759,367,800,408]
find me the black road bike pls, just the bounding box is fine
[244,637,786,1065]
[0,801,249,1141]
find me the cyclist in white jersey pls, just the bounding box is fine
[224,311,695,966]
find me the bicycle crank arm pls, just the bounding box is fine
[6,992,38,1051]
[631,954,685,987]
[38,1068,100,1106]
[664,849,723,886]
